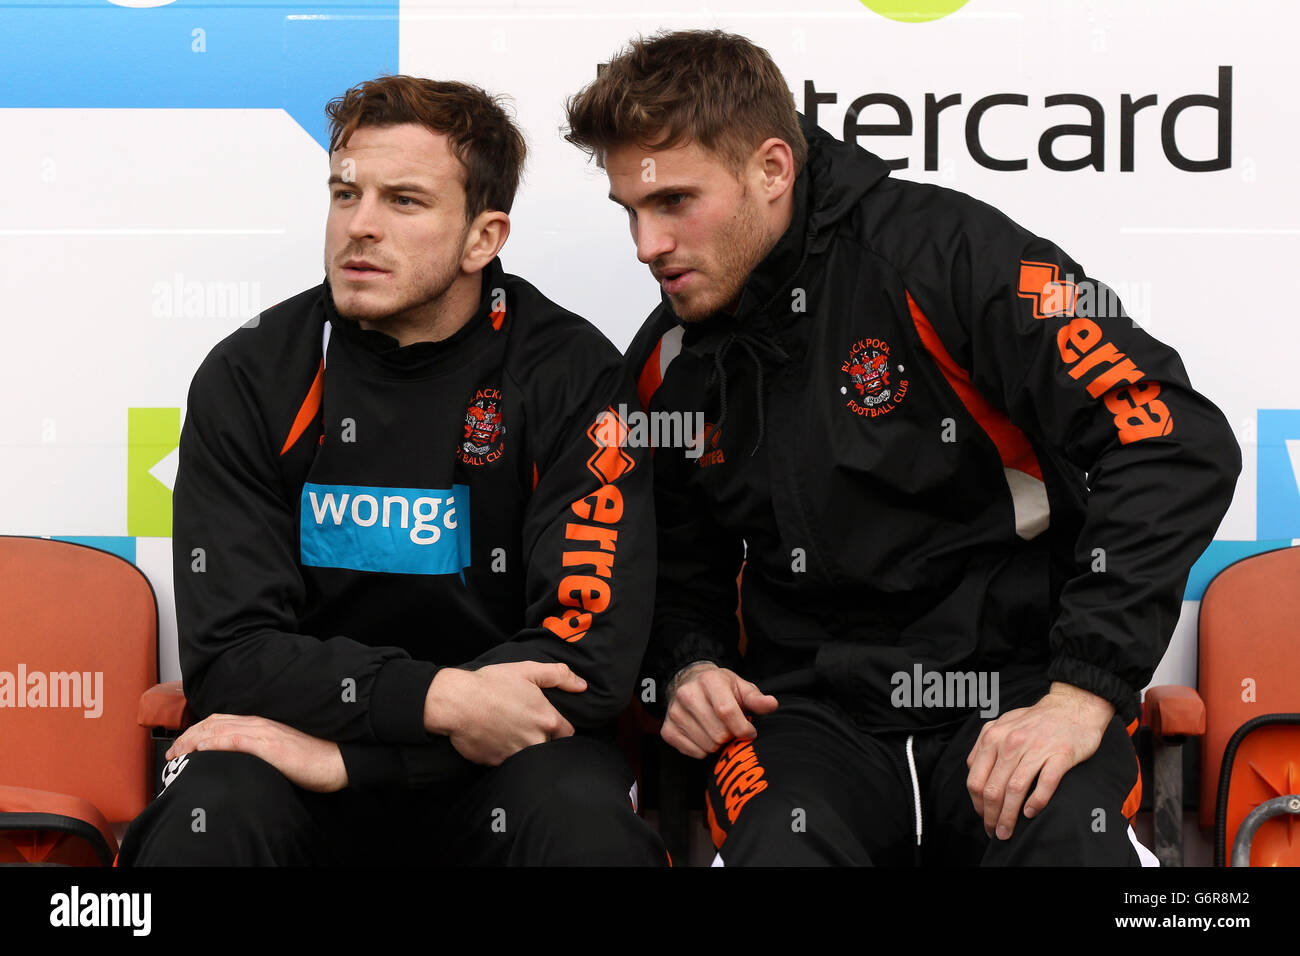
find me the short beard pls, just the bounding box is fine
[673,183,772,323]
[333,226,469,326]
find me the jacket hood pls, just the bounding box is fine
[799,112,892,256]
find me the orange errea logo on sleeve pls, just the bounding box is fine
[1017,259,1172,444]
[542,408,635,643]
[1057,318,1174,444]
[1018,260,1077,319]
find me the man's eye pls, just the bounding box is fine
[395,196,418,206]
[334,190,355,201]
[663,193,687,208]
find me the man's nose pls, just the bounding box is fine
[346,194,383,241]
[635,218,674,265]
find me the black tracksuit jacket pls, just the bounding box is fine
[627,114,1241,730]
[172,257,653,789]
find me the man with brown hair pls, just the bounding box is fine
[119,75,665,865]
[566,30,1239,865]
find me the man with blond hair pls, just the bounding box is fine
[565,30,1238,865]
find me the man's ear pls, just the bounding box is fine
[461,210,510,273]
[753,137,795,205]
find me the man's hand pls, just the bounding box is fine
[660,661,779,759]
[965,681,1115,840]
[165,714,348,793]
[423,661,586,766]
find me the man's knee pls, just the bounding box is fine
[983,717,1143,866]
[480,737,666,865]
[704,734,908,866]
[703,706,915,866]
[710,779,871,864]
[120,751,324,866]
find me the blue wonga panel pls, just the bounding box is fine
[300,483,472,576]
[0,0,400,151]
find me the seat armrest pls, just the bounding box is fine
[1143,685,1206,739]
[137,680,192,731]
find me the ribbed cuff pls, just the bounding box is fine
[370,659,443,743]
[641,632,736,718]
[1046,655,1140,725]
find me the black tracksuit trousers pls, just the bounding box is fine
[118,735,667,866]
[705,680,1146,866]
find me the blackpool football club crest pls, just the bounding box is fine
[840,337,909,419]
[458,386,506,465]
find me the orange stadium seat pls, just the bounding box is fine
[1144,545,1300,866]
[0,536,161,865]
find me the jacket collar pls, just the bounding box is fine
[322,257,505,374]
[723,169,812,322]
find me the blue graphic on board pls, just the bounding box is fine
[300,483,472,576]
[0,0,399,151]
[1184,539,1293,601]
[1257,409,1300,540]
[51,536,137,565]
[1180,409,1300,598]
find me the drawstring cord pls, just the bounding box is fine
[905,734,923,860]
[706,331,789,455]
[698,224,813,456]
